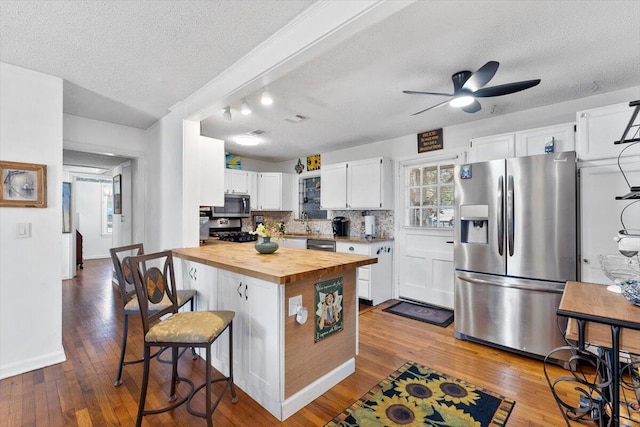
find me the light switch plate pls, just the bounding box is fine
[16,222,31,238]
[288,295,302,317]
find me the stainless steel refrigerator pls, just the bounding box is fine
[453,151,577,359]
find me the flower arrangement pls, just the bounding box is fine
[250,220,283,240]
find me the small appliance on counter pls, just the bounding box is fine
[364,215,376,238]
[253,214,264,231]
[332,216,349,237]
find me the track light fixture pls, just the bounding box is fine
[223,106,232,121]
[260,88,273,106]
[241,99,251,115]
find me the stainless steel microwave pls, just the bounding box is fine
[203,194,251,218]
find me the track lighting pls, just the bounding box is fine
[261,88,273,106]
[241,99,251,115]
[223,106,232,121]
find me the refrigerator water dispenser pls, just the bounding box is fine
[460,205,489,244]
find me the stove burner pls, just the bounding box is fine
[217,231,258,243]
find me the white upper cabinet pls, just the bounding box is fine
[515,123,575,157]
[576,102,639,161]
[320,163,348,209]
[321,157,393,210]
[224,169,249,194]
[248,171,258,210]
[468,123,575,163]
[468,133,516,163]
[257,172,294,211]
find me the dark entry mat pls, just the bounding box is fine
[383,301,454,327]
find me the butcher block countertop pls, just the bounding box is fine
[173,241,377,284]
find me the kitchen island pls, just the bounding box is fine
[172,242,377,421]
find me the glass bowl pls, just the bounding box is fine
[620,280,640,306]
[599,254,640,285]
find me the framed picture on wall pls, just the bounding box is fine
[0,160,47,208]
[113,174,122,214]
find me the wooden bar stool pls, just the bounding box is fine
[110,243,197,386]
[127,250,237,427]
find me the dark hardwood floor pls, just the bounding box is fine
[0,258,581,426]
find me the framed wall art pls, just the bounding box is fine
[314,277,344,342]
[0,160,47,208]
[62,182,71,233]
[113,174,122,214]
[307,154,321,171]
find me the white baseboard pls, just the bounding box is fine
[0,347,67,380]
[280,358,355,421]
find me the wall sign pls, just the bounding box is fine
[314,277,343,342]
[417,128,444,153]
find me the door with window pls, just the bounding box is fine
[397,158,458,308]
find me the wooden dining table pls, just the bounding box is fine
[558,281,640,426]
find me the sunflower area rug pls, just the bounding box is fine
[325,361,515,427]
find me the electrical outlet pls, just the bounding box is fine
[288,295,302,316]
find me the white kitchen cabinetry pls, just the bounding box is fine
[468,123,575,163]
[577,102,639,161]
[320,163,348,209]
[335,240,393,305]
[213,269,282,417]
[224,169,249,194]
[321,157,393,210]
[278,237,307,249]
[257,172,294,211]
[175,259,217,312]
[248,171,258,210]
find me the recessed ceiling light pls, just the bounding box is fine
[241,99,251,115]
[450,96,474,107]
[284,114,309,124]
[236,135,259,146]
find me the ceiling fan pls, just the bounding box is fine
[403,61,541,115]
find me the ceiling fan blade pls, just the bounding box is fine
[403,90,454,96]
[473,79,541,98]
[462,61,499,92]
[411,99,451,116]
[461,99,482,113]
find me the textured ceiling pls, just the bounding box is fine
[2,1,640,164]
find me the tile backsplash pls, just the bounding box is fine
[244,210,394,239]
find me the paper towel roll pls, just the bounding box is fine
[364,215,376,236]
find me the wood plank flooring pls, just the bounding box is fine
[0,258,582,426]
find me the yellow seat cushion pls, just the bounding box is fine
[145,311,235,344]
[124,289,197,314]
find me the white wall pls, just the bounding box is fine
[75,178,112,259]
[0,62,66,379]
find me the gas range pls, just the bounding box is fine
[216,231,257,243]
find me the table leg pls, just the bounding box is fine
[611,325,621,427]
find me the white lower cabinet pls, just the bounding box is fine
[335,241,393,305]
[212,269,283,419]
[175,259,217,312]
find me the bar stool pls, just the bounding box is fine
[110,243,197,386]
[127,250,237,427]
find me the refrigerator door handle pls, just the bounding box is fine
[497,176,504,256]
[507,174,515,257]
[457,275,564,293]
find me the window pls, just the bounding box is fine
[102,183,113,235]
[405,163,454,228]
[298,175,327,219]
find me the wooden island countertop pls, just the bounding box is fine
[172,241,377,284]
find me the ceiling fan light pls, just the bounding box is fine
[223,106,232,121]
[236,135,259,146]
[261,89,273,105]
[241,99,252,115]
[450,96,474,108]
